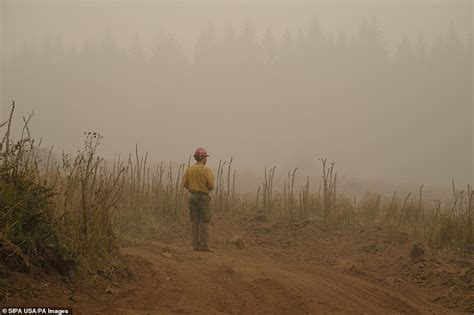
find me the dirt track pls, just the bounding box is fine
[116,242,448,314]
[3,213,473,314]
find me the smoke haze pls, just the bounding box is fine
[1,0,472,189]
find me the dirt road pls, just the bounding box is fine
[4,213,472,314]
[114,242,448,314]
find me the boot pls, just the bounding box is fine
[198,246,213,252]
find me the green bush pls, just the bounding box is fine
[0,103,75,274]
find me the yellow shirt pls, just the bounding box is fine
[183,163,215,193]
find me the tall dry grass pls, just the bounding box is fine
[1,100,471,280]
[244,158,473,251]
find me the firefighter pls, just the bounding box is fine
[183,147,215,251]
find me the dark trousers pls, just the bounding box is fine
[189,192,211,249]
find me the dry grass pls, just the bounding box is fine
[241,159,473,252]
[1,100,471,281]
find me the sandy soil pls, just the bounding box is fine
[2,212,473,314]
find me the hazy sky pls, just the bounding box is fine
[0,0,472,188]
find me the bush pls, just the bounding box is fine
[0,106,74,274]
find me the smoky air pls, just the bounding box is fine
[1,0,472,190]
[1,2,473,313]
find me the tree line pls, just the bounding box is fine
[3,19,472,183]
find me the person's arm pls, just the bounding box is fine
[205,167,215,191]
[183,168,190,190]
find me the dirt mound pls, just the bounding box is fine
[209,213,473,312]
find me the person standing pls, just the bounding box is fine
[183,147,215,251]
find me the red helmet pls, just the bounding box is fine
[194,147,209,158]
